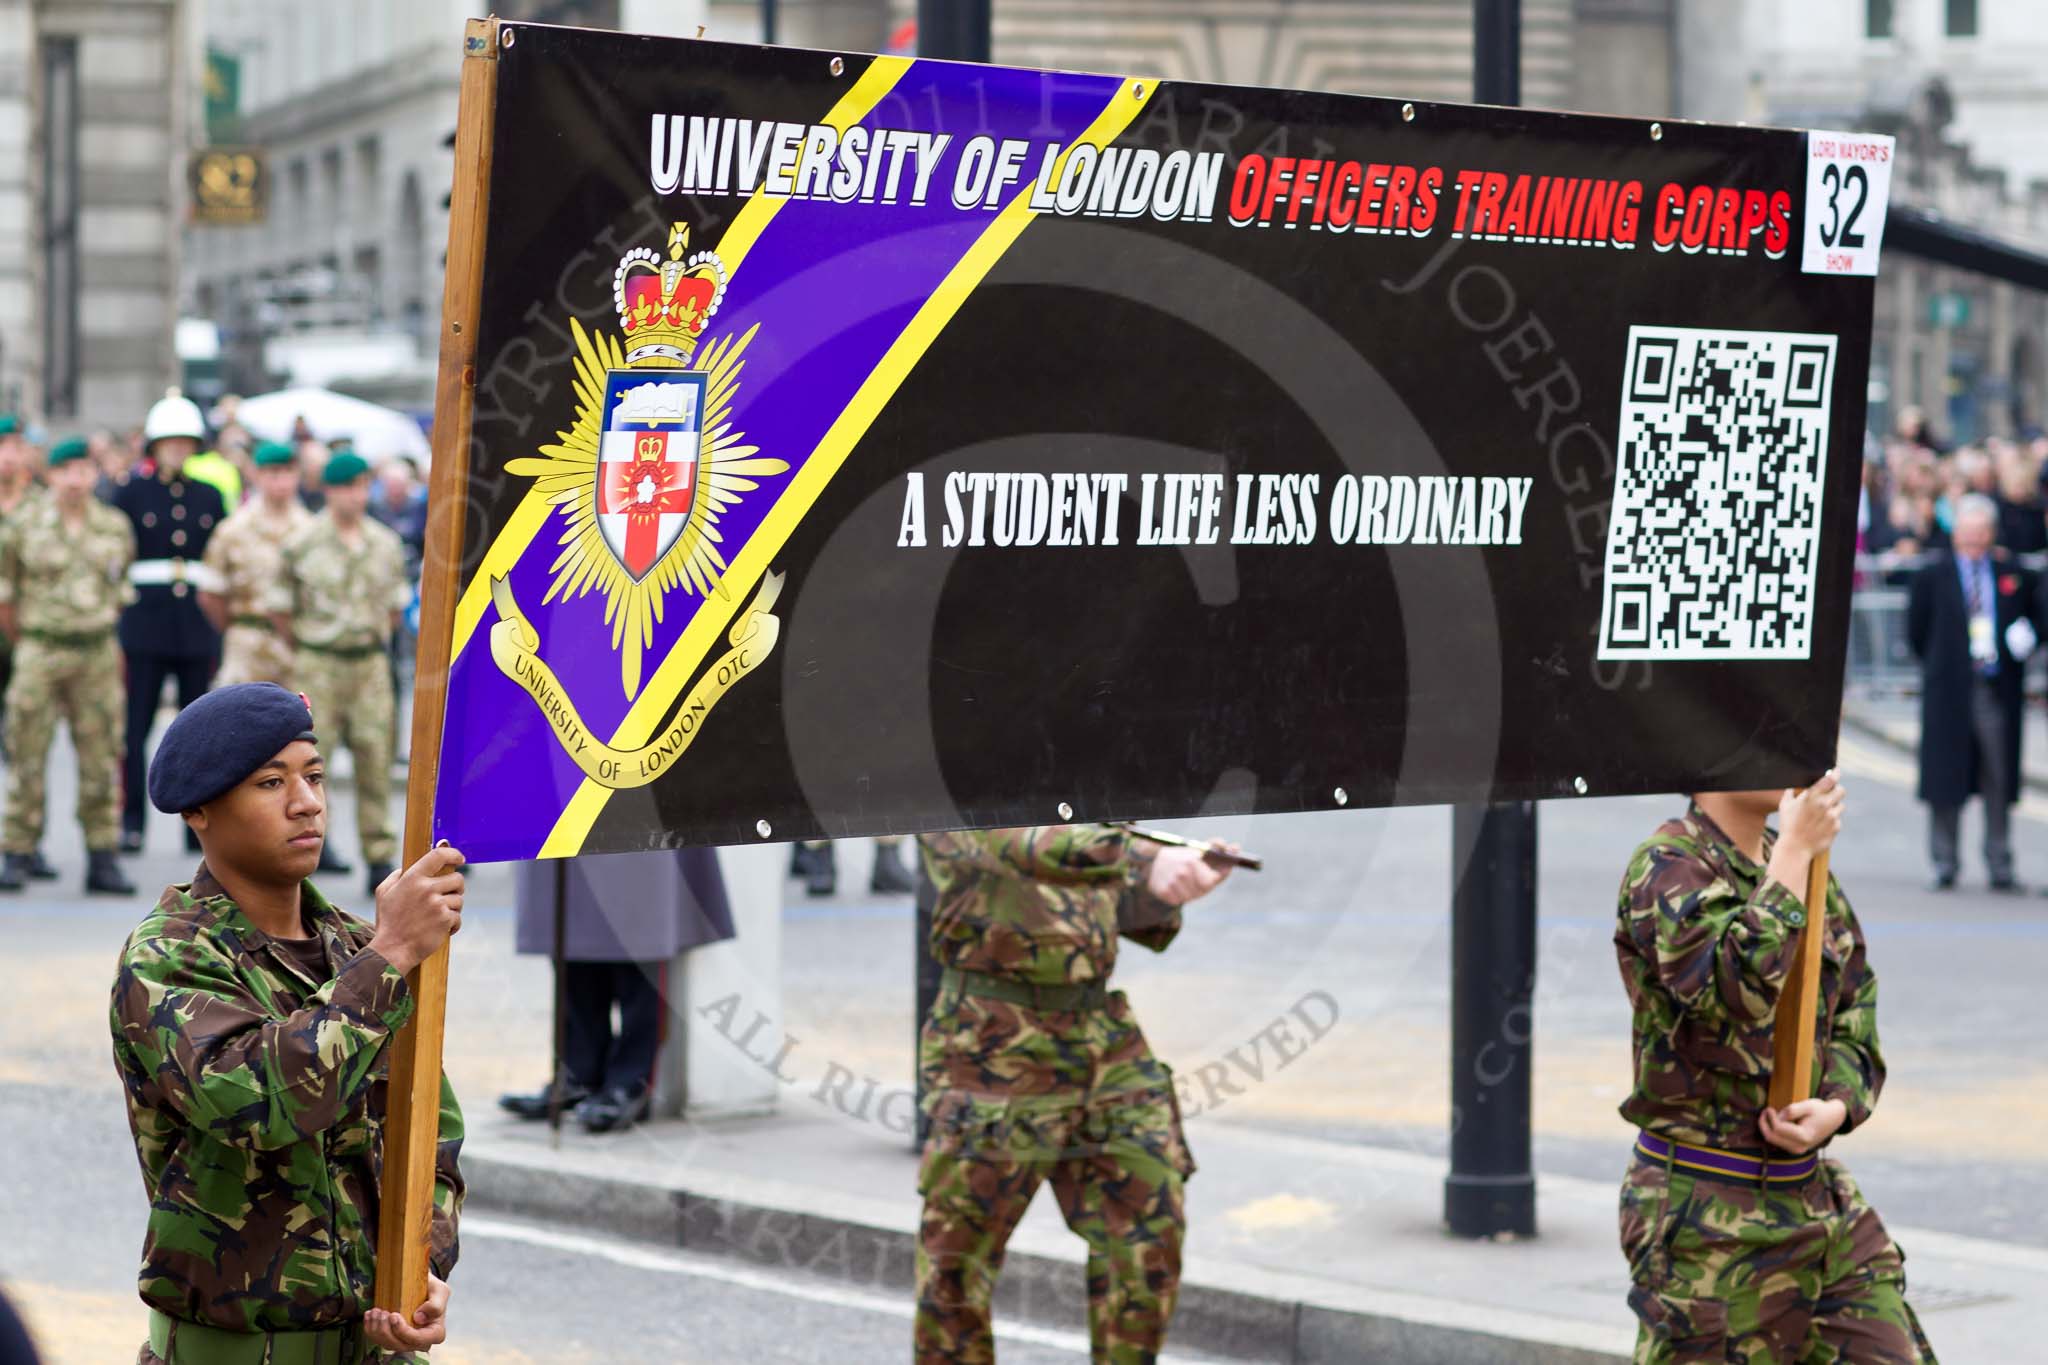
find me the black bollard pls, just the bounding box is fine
[1446,800,1539,1237]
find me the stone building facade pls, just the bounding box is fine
[0,0,187,430]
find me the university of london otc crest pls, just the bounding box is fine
[488,222,789,790]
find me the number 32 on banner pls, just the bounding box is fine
[1802,130,1894,277]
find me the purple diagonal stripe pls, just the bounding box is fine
[434,59,1127,861]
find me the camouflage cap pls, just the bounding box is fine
[147,683,317,813]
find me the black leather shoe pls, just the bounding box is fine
[1990,876,2025,894]
[317,844,353,876]
[119,829,145,855]
[576,1083,651,1134]
[1930,872,1957,891]
[0,853,29,892]
[869,841,916,895]
[366,862,394,897]
[499,1076,595,1121]
[26,850,59,881]
[86,850,136,896]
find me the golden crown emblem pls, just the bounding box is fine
[612,223,727,367]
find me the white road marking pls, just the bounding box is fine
[463,1213,1218,1361]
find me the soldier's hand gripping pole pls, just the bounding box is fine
[1108,821,1263,872]
[1768,775,1839,1110]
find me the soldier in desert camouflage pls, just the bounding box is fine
[1614,774,1937,1363]
[267,451,410,893]
[110,683,466,1363]
[201,440,313,689]
[913,824,1235,1364]
[0,437,135,895]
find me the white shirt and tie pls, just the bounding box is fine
[1956,553,1999,675]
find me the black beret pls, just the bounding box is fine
[148,683,318,813]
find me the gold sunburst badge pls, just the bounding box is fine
[503,222,790,701]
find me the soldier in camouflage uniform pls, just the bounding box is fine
[915,824,1235,1364]
[0,413,37,748]
[1614,776,1938,1364]
[267,453,411,895]
[0,438,136,894]
[111,682,467,1363]
[201,441,313,689]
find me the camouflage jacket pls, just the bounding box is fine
[0,493,135,634]
[918,825,1188,1128]
[204,499,313,624]
[110,866,462,1338]
[266,513,409,650]
[920,824,1178,986]
[1614,804,1883,1152]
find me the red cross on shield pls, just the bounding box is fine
[596,427,697,580]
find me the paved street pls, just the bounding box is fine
[2,720,2043,1359]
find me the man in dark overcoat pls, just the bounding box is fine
[1907,493,2040,891]
[500,848,734,1132]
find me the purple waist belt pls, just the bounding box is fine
[1635,1131,1820,1184]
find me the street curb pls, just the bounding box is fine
[462,1148,1628,1365]
[1840,702,2048,795]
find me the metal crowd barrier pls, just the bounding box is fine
[1847,551,2048,701]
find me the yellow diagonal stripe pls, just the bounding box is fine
[541,76,1158,856]
[446,55,913,663]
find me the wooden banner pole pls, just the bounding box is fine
[1767,848,1831,1112]
[375,16,499,1317]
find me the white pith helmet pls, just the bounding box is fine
[143,389,207,448]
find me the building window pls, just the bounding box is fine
[1947,0,1978,36]
[356,136,382,214]
[288,157,308,236]
[1868,0,1894,37]
[321,147,343,231]
[40,37,80,418]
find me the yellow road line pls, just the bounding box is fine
[541,77,1157,856]
[446,56,914,663]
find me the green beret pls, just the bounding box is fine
[322,451,370,486]
[0,413,19,437]
[253,441,296,467]
[47,437,90,466]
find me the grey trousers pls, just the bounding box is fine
[1929,676,2014,882]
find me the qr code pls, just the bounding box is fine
[1597,326,1837,660]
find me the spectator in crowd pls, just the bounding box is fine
[1894,403,1945,455]
[295,439,329,512]
[88,428,128,501]
[1994,441,2047,554]
[1907,494,2040,892]
[499,850,735,1133]
[369,456,429,578]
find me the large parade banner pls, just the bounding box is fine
[427,21,1888,862]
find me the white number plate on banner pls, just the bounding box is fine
[1802,130,1894,276]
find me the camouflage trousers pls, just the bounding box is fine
[917,984,1195,1363]
[1620,1152,1938,1363]
[2,635,123,851]
[294,647,395,865]
[214,622,293,689]
[137,1336,416,1364]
